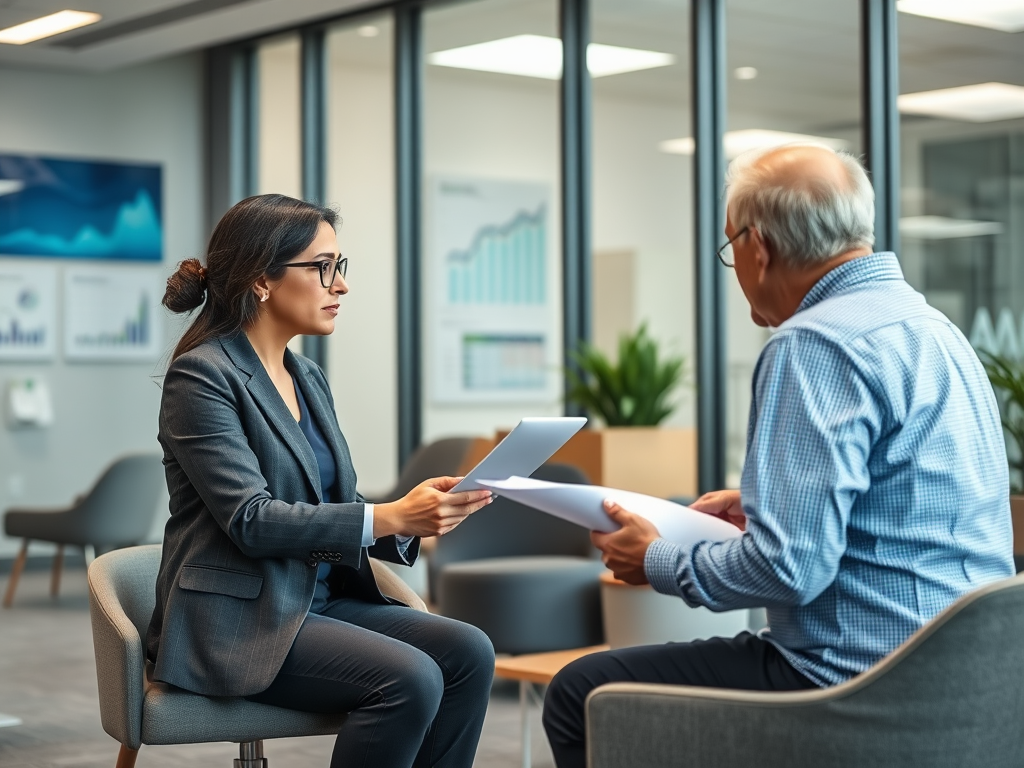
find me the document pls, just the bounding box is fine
[451,417,587,492]
[477,476,743,548]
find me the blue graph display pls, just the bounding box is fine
[447,205,545,305]
[0,154,162,261]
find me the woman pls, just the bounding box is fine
[147,194,495,768]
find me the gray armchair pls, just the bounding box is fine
[587,573,1024,768]
[362,437,475,503]
[87,544,426,768]
[3,453,165,607]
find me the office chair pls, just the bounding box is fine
[588,573,1024,768]
[3,453,165,607]
[432,463,605,654]
[87,544,427,768]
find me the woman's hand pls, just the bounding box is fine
[689,489,746,530]
[373,477,492,539]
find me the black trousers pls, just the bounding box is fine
[542,632,818,768]
[246,596,494,768]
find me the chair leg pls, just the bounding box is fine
[2,540,29,608]
[84,544,97,568]
[234,739,268,768]
[115,744,139,768]
[50,545,64,598]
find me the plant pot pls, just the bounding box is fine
[547,426,697,499]
[459,427,698,499]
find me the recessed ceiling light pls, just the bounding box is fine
[428,35,675,80]
[897,0,1024,33]
[898,82,1024,122]
[357,25,379,38]
[0,10,101,45]
[900,215,1004,239]
[659,129,849,158]
[734,66,758,80]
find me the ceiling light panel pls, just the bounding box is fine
[428,35,675,80]
[898,82,1024,122]
[659,129,849,158]
[0,10,101,45]
[897,0,1024,33]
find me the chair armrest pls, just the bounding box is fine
[87,565,146,750]
[585,682,884,768]
[370,558,428,613]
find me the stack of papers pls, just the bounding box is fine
[477,476,742,549]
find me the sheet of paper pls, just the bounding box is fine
[477,476,742,548]
[451,417,587,492]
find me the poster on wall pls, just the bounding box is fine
[0,264,57,361]
[0,154,162,261]
[64,268,162,361]
[429,176,559,404]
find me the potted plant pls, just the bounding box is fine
[980,350,1024,555]
[566,321,688,427]
[545,323,696,499]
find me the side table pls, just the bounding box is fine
[494,645,609,768]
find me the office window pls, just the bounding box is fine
[590,0,696,453]
[724,0,862,485]
[256,34,302,198]
[898,9,1024,360]
[422,0,563,442]
[323,15,398,494]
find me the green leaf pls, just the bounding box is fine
[565,321,689,426]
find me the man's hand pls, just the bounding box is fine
[374,477,492,538]
[590,500,660,585]
[689,489,746,530]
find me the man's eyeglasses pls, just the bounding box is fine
[716,227,749,268]
[283,257,348,288]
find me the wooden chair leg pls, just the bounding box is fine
[50,545,64,598]
[115,744,139,768]
[2,540,29,608]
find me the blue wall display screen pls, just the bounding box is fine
[0,154,162,261]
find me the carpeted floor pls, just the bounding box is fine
[0,568,554,768]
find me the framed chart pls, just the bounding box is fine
[0,263,57,361]
[64,267,162,361]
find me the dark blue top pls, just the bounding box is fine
[293,380,339,608]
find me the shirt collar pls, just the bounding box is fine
[797,252,903,313]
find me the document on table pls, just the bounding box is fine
[477,476,743,548]
[451,416,587,492]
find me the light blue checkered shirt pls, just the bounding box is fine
[646,252,1015,686]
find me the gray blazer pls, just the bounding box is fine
[146,333,418,697]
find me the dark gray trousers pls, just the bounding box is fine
[246,596,494,768]
[542,632,818,768]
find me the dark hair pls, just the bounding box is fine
[164,194,338,361]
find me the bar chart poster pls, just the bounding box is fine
[429,176,558,404]
[64,268,162,361]
[0,264,57,361]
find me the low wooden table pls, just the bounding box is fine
[494,645,609,768]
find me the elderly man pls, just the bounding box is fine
[542,145,1015,768]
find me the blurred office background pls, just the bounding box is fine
[2,1,1022,557]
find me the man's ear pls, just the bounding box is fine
[749,228,772,284]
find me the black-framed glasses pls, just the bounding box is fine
[282,257,347,288]
[716,227,748,268]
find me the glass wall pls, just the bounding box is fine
[590,0,696,492]
[256,34,302,198]
[897,8,1024,353]
[422,0,562,442]
[322,15,398,494]
[724,0,862,486]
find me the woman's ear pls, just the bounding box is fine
[253,275,270,303]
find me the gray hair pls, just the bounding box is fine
[724,145,875,268]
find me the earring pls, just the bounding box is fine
[260,292,269,303]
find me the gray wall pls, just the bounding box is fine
[0,54,206,559]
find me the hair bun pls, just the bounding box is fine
[164,258,208,313]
